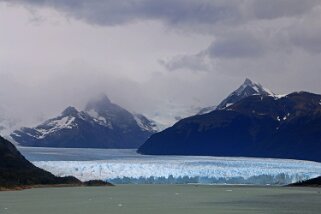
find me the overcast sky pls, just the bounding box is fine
[1,0,321,128]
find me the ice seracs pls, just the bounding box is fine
[33,156,321,185]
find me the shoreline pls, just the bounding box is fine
[0,180,113,192]
[2,182,320,192]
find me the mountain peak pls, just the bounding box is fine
[12,94,158,148]
[238,78,267,93]
[61,106,79,116]
[85,94,112,112]
[197,78,275,114]
[138,91,321,162]
[93,94,112,104]
[243,78,253,85]
[217,79,274,109]
[235,78,274,96]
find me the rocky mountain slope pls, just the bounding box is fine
[197,78,274,115]
[289,176,321,187]
[138,91,321,162]
[0,135,82,189]
[11,95,158,148]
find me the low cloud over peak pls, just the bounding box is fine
[0,0,320,130]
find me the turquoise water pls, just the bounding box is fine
[1,185,321,214]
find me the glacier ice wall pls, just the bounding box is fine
[33,156,321,185]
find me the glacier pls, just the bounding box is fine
[18,147,321,185]
[32,155,321,185]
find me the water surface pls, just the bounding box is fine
[1,185,321,214]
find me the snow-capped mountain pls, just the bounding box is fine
[217,78,274,109]
[11,95,158,148]
[197,78,274,115]
[84,95,158,132]
[138,91,321,162]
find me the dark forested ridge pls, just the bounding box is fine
[138,92,321,162]
[0,136,111,190]
[289,176,321,187]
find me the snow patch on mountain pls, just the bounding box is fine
[133,114,159,132]
[273,94,288,99]
[87,109,113,128]
[198,78,278,115]
[35,116,76,139]
[217,78,275,109]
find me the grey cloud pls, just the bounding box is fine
[248,0,320,20]
[161,32,268,71]
[287,6,321,54]
[163,2,321,72]
[1,0,321,131]
[292,34,321,54]
[3,0,320,28]
[5,0,241,26]
[9,0,321,70]
[206,34,266,58]
[160,53,211,72]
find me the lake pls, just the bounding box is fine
[1,185,321,214]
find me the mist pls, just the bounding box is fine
[0,0,321,131]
